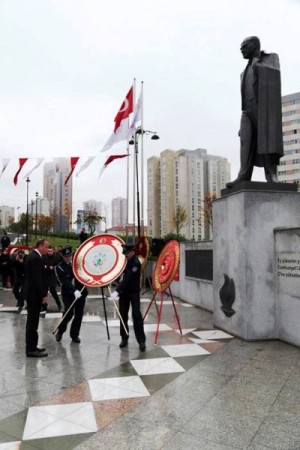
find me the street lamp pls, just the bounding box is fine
[35,191,38,239]
[17,206,20,242]
[25,177,30,246]
[129,126,159,239]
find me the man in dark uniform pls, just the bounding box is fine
[43,245,62,311]
[12,249,26,313]
[109,243,146,351]
[1,232,11,250]
[24,239,49,357]
[54,245,87,343]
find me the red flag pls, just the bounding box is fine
[101,85,134,152]
[65,157,79,185]
[99,154,128,179]
[114,86,133,132]
[13,158,28,185]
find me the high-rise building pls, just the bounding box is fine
[83,200,105,233]
[278,92,300,186]
[111,197,127,227]
[43,158,73,232]
[147,148,231,240]
[0,206,14,229]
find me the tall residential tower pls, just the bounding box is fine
[147,148,230,240]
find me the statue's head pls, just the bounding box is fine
[240,36,260,59]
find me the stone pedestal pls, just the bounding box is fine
[213,183,299,341]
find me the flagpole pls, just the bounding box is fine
[126,143,130,241]
[132,79,136,242]
[140,81,144,236]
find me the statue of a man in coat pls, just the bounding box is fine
[227,36,283,187]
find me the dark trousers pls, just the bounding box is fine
[26,300,42,352]
[119,292,146,344]
[13,279,25,306]
[58,295,86,339]
[238,108,277,182]
[49,286,61,307]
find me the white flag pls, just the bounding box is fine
[76,156,96,177]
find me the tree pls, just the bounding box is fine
[197,193,217,240]
[38,214,53,235]
[172,204,188,238]
[75,210,106,236]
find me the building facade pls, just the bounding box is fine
[0,206,14,229]
[111,197,127,227]
[147,148,231,240]
[83,200,105,233]
[43,159,73,232]
[278,92,300,186]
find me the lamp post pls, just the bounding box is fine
[25,177,30,246]
[17,206,20,242]
[129,126,159,239]
[35,191,38,239]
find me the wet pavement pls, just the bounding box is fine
[0,287,299,449]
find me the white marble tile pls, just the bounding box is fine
[175,328,196,335]
[180,303,195,308]
[156,300,178,305]
[161,344,210,357]
[23,402,97,440]
[189,338,218,344]
[192,330,233,340]
[106,319,133,327]
[140,298,151,303]
[82,315,102,322]
[0,307,18,312]
[143,323,172,332]
[131,357,185,375]
[89,376,150,401]
[0,443,21,450]
[45,312,62,319]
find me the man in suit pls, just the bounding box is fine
[227,36,283,187]
[24,239,49,357]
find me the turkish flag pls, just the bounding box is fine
[13,158,28,185]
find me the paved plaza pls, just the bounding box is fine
[0,287,299,449]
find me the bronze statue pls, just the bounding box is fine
[227,36,283,187]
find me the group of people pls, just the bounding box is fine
[20,238,145,358]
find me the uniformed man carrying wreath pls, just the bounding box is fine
[109,243,146,351]
[54,246,88,343]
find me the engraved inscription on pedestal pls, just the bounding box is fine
[277,252,300,298]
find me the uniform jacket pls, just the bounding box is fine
[55,260,88,299]
[43,253,60,287]
[116,256,141,295]
[241,51,283,165]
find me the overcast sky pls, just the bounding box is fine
[0,0,299,225]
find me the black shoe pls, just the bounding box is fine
[71,337,81,343]
[55,330,63,342]
[119,339,128,348]
[139,342,146,352]
[26,350,48,358]
[36,347,46,352]
[17,305,23,314]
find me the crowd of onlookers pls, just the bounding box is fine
[0,228,89,313]
[0,236,65,313]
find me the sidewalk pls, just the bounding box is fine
[0,288,299,449]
